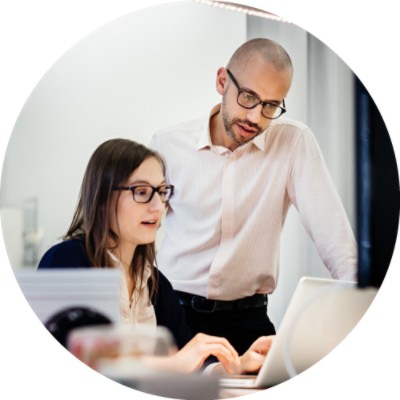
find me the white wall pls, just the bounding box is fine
[0,2,246,263]
[0,3,355,328]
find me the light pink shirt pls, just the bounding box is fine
[150,105,357,300]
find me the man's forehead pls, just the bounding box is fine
[235,59,292,98]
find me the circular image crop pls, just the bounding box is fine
[1,1,399,399]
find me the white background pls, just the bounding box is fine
[0,0,356,330]
[1,1,399,399]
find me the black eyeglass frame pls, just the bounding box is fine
[226,69,287,119]
[113,184,174,204]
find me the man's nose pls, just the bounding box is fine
[245,104,263,125]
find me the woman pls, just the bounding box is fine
[38,138,271,374]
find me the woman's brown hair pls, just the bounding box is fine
[64,138,166,298]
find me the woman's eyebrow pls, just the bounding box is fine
[128,179,166,186]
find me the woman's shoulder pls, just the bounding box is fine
[147,268,174,301]
[151,268,192,349]
[155,269,174,290]
[43,238,86,255]
[37,238,91,269]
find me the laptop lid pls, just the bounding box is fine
[14,268,121,324]
[220,276,377,389]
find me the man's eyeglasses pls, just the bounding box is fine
[113,184,174,203]
[226,69,286,119]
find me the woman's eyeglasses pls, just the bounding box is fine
[113,184,174,203]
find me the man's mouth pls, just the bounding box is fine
[236,122,259,138]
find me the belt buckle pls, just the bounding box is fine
[191,296,217,313]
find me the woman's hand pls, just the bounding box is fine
[237,335,274,374]
[142,333,240,374]
[170,333,240,373]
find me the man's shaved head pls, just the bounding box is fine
[227,38,293,75]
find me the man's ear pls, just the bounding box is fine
[216,67,227,96]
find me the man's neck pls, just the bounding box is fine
[209,109,239,152]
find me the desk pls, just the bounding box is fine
[113,372,266,399]
[219,387,265,398]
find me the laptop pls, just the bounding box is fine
[14,268,121,324]
[219,276,377,388]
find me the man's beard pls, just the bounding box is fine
[221,107,262,147]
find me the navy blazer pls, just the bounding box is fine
[38,238,192,349]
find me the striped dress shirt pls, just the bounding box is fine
[149,104,357,300]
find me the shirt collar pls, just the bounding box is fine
[196,104,220,150]
[108,250,152,289]
[196,103,268,152]
[252,130,267,151]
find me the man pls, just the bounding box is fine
[149,38,356,355]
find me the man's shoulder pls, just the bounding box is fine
[263,117,314,146]
[152,115,207,142]
[269,117,310,133]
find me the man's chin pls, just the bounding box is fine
[227,128,256,148]
[237,133,257,145]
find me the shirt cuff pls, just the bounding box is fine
[202,362,221,375]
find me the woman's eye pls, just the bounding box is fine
[135,187,150,196]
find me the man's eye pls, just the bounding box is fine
[242,92,257,102]
[265,102,278,110]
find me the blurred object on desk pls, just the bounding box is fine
[70,323,219,399]
[68,324,174,369]
[101,357,219,400]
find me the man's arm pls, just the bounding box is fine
[287,127,357,280]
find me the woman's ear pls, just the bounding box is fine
[216,67,228,96]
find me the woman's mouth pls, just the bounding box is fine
[141,220,159,228]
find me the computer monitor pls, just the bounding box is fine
[14,268,121,324]
[355,77,400,288]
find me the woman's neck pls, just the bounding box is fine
[111,241,137,301]
[111,241,137,273]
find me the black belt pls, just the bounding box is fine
[176,291,268,313]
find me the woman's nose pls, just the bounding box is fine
[148,192,165,212]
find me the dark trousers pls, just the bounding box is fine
[180,298,276,356]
